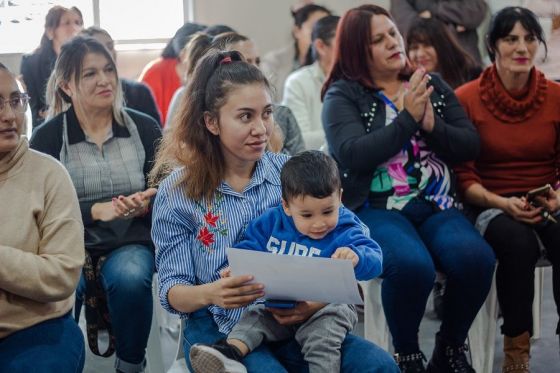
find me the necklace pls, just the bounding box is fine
[379,82,405,113]
[389,83,405,102]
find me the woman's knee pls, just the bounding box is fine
[372,228,436,288]
[446,238,496,285]
[0,315,85,373]
[101,246,155,294]
[382,248,436,289]
[485,216,540,261]
[341,334,399,372]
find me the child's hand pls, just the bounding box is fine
[220,267,232,278]
[331,247,359,267]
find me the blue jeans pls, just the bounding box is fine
[183,309,399,373]
[75,244,155,368]
[357,199,495,353]
[0,312,85,373]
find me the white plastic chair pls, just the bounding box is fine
[359,278,392,352]
[467,257,550,373]
[146,274,165,373]
[360,276,491,371]
[361,264,549,373]
[167,319,188,373]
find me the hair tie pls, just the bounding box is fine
[220,56,232,65]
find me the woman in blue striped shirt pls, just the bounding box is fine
[151,50,398,372]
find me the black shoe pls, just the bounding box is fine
[394,351,427,373]
[432,280,445,320]
[190,339,247,373]
[427,334,474,373]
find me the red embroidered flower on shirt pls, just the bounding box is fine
[195,192,229,252]
[204,212,219,227]
[197,227,215,247]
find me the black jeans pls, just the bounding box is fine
[484,214,560,336]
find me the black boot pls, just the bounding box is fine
[426,333,474,373]
[394,351,427,373]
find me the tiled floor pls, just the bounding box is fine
[82,268,559,373]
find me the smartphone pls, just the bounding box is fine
[526,184,552,202]
[264,299,297,309]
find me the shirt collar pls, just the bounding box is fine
[218,152,281,195]
[311,61,325,82]
[66,106,130,145]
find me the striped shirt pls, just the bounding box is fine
[29,106,162,253]
[59,108,146,205]
[152,152,288,334]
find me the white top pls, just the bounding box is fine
[282,61,326,150]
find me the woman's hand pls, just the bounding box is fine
[534,188,560,213]
[208,275,265,309]
[502,196,543,224]
[403,68,434,122]
[112,187,157,220]
[421,98,435,133]
[91,201,118,222]
[266,301,326,326]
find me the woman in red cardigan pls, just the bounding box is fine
[139,22,205,125]
[455,7,560,373]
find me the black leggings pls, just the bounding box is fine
[484,214,560,337]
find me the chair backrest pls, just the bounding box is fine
[535,234,551,268]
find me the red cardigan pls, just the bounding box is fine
[455,66,560,196]
[139,57,181,126]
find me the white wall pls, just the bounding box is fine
[192,0,390,56]
[1,54,21,75]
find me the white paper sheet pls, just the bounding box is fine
[226,248,363,305]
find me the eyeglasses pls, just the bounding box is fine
[0,94,30,114]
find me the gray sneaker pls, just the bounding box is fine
[190,341,247,373]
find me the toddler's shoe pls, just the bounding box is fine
[190,339,246,373]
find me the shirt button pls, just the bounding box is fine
[414,162,421,169]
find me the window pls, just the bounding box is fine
[0,0,93,53]
[99,0,184,42]
[0,0,191,54]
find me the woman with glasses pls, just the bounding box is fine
[30,36,162,373]
[20,5,83,128]
[0,62,85,372]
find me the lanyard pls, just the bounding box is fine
[378,91,399,114]
[378,91,414,153]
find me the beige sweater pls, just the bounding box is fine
[0,138,84,338]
